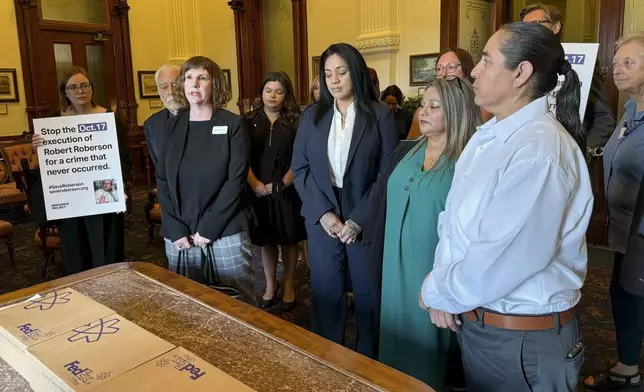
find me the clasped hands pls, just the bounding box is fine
[319,211,361,244]
[252,180,290,197]
[173,233,211,250]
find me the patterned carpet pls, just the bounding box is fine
[0,187,638,383]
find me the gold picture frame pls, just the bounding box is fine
[137,71,159,99]
[0,69,19,102]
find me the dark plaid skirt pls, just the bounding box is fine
[165,231,255,303]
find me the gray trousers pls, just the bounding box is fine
[458,312,584,392]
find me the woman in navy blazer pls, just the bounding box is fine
[292,43,397,358]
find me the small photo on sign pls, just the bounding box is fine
[94,179,119,204]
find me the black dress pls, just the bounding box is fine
[393,107,413,141]
[247,112,306,246]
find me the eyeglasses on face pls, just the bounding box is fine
[434,62,462,75]
[66,83,92,92]
[528,19,551,25]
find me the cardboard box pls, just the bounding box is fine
[0,288,114,384]
[29,314,175,392]
[92,347,256,391]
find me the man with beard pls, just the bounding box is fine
[144,64,185,167]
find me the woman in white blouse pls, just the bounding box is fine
[292,43,397,358]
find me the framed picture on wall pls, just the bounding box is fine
[311,56,321,80]
[137,71,159,99]
[0,69,19,102]
[409,54,439,87]
[222,69,232,94]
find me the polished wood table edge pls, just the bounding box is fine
[0,262,434,392]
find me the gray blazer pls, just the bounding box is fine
[618,171,644,297]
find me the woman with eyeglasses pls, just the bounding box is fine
[434,47,475,81]
[364,77,480,389]
[585,32,644,390]
[31,66,131,275]
[435,48,493,123]
[408,48,491,140]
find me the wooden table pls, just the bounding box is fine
[0,262,434,392]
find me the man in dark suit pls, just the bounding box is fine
[143,64,184,168]
[520,3,616,150]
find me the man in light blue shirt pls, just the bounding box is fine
[420,22,593,392]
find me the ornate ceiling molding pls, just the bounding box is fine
[356,33,401,53]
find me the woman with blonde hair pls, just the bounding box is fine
[363,77,480,389]
[156,56,254,302]
[309,75,320,104]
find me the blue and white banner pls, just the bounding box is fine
[548,43,599,122]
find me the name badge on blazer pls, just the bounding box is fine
[212,126,228,135]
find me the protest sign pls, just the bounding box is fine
[33,113,126,220]
[547,43,599,122]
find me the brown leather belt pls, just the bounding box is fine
[463,306,577,331]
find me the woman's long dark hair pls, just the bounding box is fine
[499,22,584,150]
[249,72,301,127]
[314,43,377,125]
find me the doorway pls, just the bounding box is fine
[39,30,116,114]
[14,0,138,131]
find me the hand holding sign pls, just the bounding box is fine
[32,134,45,150]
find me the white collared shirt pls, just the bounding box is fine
[421,96,593,315]
[327,101,356,188]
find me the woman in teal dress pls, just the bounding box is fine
[363,77,480,389]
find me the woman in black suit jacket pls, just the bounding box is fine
[292,43,397,358]
[156,56,254,302]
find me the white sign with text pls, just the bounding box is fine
[33,113,125,220]
[548,43,599,122]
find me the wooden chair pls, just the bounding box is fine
[0,220,14,265]
[144,188,161,242]
[0,141,29,213]
[6,142,61,278]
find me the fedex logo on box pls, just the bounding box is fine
[157,355,207,381]
[178,363,207,380]
[64,360,93,385]
[17,323,41,340]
